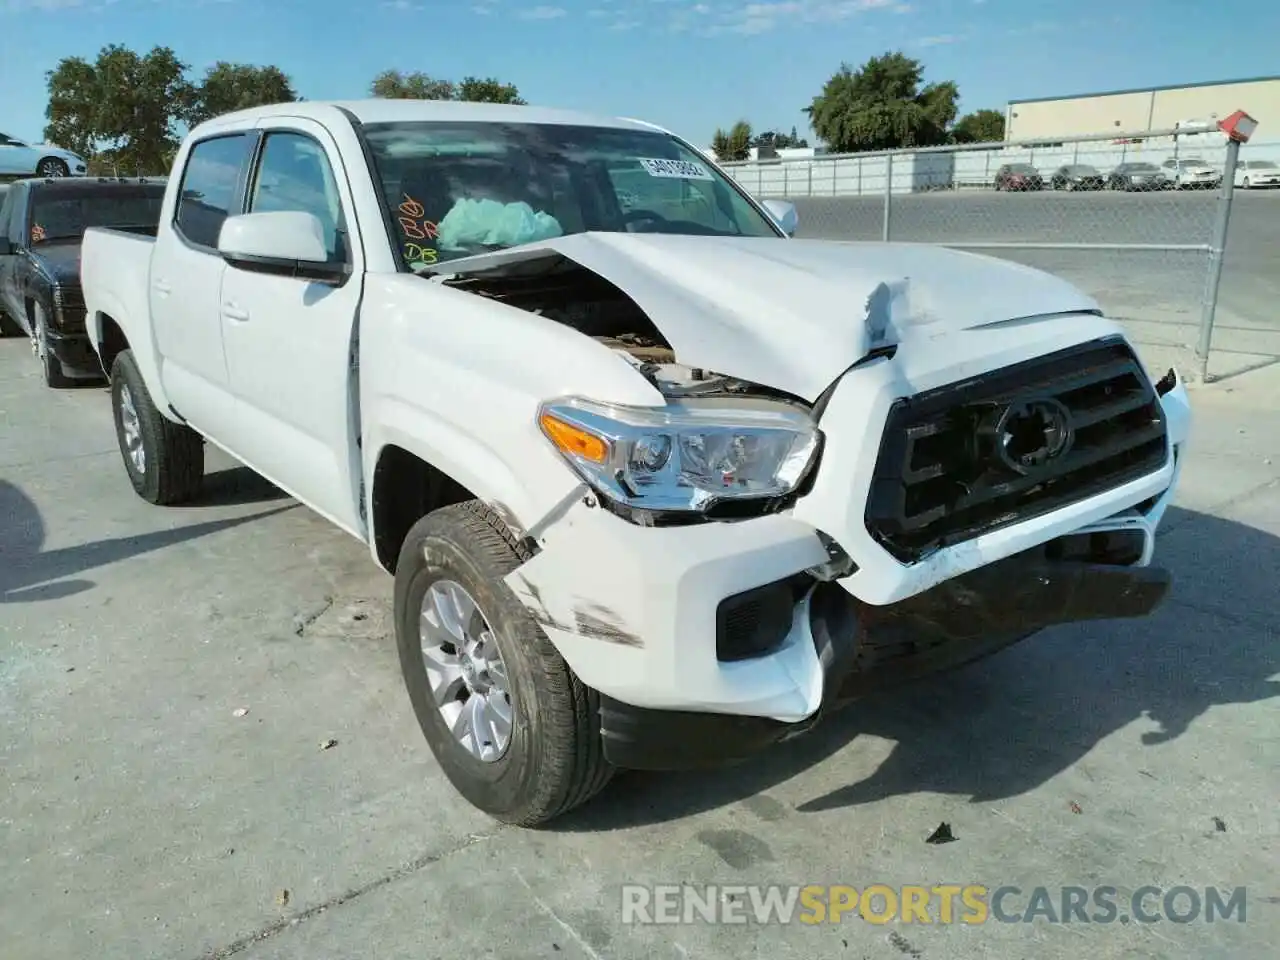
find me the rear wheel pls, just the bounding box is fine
[1243,177,1251,189]
[109,349,205,504]
[394,501,613,826]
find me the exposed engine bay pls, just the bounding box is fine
[438,254,809,406]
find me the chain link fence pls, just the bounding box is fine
[721,122,1280,382]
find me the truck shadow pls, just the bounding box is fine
[554,505,1280,830]
[0,478,295,603]
[198,465,292,508]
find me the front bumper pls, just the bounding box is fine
[505,330,1191,766]
[46,328,104,379]
[599,550,1170,770]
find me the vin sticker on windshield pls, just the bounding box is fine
[637,158,714,180]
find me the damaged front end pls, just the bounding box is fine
[436,251,826,529]
[425,236,1187,771]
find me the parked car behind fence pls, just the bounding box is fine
[1234,159,1280,188]
[1161,157,1221,190]
[994,163,1044,191]
[1050,164,1105,191]
[1105,162,1171,191]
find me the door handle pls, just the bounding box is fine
[222,302,250,322]
[153,279,171,297]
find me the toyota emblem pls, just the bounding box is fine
[995,397,1075,474]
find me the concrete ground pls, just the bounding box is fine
[792,189,1280,380]
[2,331,1278,958]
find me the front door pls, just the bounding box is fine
[150,132,256,439]
[0,135,38,177]
[218,118,365,536]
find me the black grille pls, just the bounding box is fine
[864,336,1169,563]
[53,284,87,335]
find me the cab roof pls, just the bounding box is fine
[193,99,672,137]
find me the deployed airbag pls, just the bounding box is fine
[437,198,563,251]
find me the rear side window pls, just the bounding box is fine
[175,134,252,249]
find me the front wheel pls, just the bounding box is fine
[32,303,73,388]
[109,349,205,504]
[0,307,23,338]
[1243,178,1251,189]
[394,501,614,826]
[35,157,70,178]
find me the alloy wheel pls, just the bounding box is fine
[419,578,513,762]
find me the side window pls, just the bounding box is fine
[249,132,346,261]
[175,134,252,249]
[4,186,24,244]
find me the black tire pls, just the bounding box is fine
[0,308,21,337]
[36,157,70,178]
[109,349,204,504]
[394,501,613,826]
[32,303,73,388]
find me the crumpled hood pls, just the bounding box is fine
[430,233,1101,401]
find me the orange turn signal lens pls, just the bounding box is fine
[540,412,609,463]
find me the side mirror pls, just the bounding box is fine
[762,198,798,237]
[216,211,348,284]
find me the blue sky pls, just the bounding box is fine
[2,0,1278,148]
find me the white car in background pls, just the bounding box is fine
[1234,159,1280,189]
[0,132,87,179]
[1160,157,1221,190]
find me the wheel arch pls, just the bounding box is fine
[370,441,543,576]
[89,305,174,414]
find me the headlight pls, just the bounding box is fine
[538,396,821,515]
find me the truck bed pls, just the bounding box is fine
[80,226,156,361]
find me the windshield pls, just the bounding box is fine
[1125,164,1158,172]
[1248,160,1278,169]
[1006,165,1037,173]
[361,121,781,269]
[28,188,165,244]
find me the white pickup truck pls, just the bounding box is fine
[80,100,1190,825]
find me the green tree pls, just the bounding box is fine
[711,120,752,162]
[804,52,959,153]
[370,69,525,104]
[186,62,298,125]
[42,56,98,158]
[456,76,526,104]
[951,108,1006,144]
[44,44,192,175]
[751,127,810,151]
[371,69,456,100]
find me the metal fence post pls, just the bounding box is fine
[882,152,893,241]
[1195,136,1241,383]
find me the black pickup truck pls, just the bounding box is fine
[0,177,166,386]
